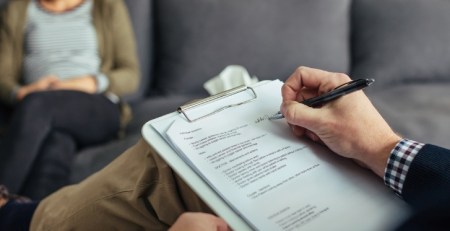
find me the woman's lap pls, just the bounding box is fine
[0,90,121,197]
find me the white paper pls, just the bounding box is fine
[203,65,259,95]
[153,80,410,231]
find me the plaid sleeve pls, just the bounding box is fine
[384,139,425,195]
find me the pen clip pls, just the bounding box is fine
[334,78,373,90]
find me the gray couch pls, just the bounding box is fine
[2,0,450,185]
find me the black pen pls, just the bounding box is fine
[268,78,375,120]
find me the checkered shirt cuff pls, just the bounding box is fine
[384,139,424,195]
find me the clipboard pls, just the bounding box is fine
[142,81,273,230]
[178,84,258,122]
[142,80,409,231]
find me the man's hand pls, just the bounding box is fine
[280,66,401,177]
[169,213,230,231]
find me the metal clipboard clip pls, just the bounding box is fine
[177,85,257,122]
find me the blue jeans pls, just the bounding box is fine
[0,90,120,199]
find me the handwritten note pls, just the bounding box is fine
[254,114,272,124]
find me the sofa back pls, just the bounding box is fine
[150,0,450,96]
[151,0,352,96]
[351,0,450,91]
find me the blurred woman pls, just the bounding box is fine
[0,0,139,199]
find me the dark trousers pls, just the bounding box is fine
[0,200,39,231]
[0,90,120,199]
[0,103,12,137]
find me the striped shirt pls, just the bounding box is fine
[23,0,108,92]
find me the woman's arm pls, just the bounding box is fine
[0,1,26,105]
[97,0,140,97]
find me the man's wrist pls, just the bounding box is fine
[384,139,425,195]
[368,134,402,178]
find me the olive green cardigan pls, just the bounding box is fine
[0,0,140,104]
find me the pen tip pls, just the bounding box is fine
[268,113,284,120]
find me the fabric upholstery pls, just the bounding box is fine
[154,0,351,95]
[122,0,153,101]
[368,84,450,149]
[351,0,450,88]
[70,133,141,183]
[127,95,198,133]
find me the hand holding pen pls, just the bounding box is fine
[269,78,374,120]
[275,67,400,177]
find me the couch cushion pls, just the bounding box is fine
[368,84,450,149]
[351,0,450,88]
[70,133,141,183]
[154,0,351,95]
[127,95,199,134]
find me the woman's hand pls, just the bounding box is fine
[49,75,97,94]
[281,66,401,177]
[16,75,98,101]
[16,75,59,101]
